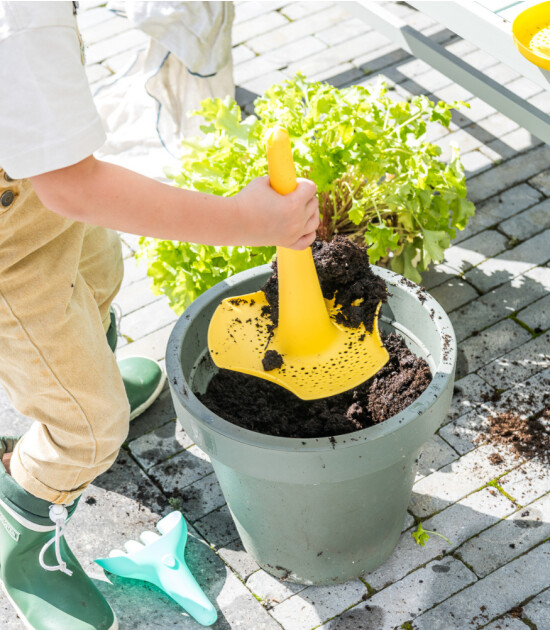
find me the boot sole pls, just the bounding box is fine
[0,578,119,630]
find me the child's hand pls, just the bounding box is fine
[235,177,319,250]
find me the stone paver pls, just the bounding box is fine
[1,3,550,630]
[419,262,458,290]
[173,472,227,523]
[499,198,550,241]
[247,4,352,54]
[464,228,550,292]
[438,408,492,455]
[481,619,533,630]
[366,487,516,590]
[450,265,550,342]
[453,183,543,243]
[456,491,550,578]
[429,277,478,313]
[446,373,496,423]
[409,444,520,518]
[116,322,176,363]
[498,458,550,506]
[147,445,214,494]
[193,504,240,550]
[440,367,550,455]
[411,542,550,630]
[232,10,288,46]
[442,229,509,273]
[476,331,550,389]
[529,168,550,196]
[466,145,550,205]
[321,557,477,630]
[246,570,308,609]
[455,318,531,378]
[517,293,550,332]
[416,434,459,479]
[128,419,193,470]
[217,540,261,582]
[521,587,550,629]
[269,580,367,630]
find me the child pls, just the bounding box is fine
[0,3,319,629]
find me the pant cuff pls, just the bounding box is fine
[11,442,88,504]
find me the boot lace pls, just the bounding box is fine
[38,504,73,576]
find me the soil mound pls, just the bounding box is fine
[262,235,388,333]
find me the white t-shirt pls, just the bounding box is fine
[0,1,105,179]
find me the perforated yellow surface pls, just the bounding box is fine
[513,2,550,69]
[530,25,550,57]
[208,290,389,400]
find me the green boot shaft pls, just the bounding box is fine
[0,439,117,630]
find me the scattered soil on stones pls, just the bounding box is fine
[477,407,550,465]
[508,606,524,618]
[199,236,432,439]
[488,452,504,465]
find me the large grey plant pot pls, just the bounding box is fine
[166,264,456,586]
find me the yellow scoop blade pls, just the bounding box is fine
[208,291,388,400]
[207,127,389,400]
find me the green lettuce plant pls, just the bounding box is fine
[139,73,475,314]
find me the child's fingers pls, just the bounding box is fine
[305,197,320,229]
[303,211,319,236]
[288,230,317,251]
[295,178,317,201]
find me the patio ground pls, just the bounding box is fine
[1,2,549,629]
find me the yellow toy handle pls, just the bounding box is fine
[266,128,337,355]
[266,128,297,195]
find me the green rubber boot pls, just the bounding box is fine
[0,438,117,630]
[118,356,166,421]
[106,308,165,420]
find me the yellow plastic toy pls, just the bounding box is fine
[207,128,389,401]
[512,2,550,70]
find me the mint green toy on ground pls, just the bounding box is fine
[95,511,217,626]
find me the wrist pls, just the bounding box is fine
[230,190,257,245]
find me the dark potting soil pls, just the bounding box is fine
[199,332,432,438]
[198,236,432,439]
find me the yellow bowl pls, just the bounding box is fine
[512,1,550,70]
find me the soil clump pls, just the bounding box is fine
[262,349,284,371]
[262,235,387,332]
[199,236,432,439]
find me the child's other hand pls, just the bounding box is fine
[235,177,319,250]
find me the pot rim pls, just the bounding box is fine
[166,264,456,452]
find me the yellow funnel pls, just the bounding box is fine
[207,128,389,400]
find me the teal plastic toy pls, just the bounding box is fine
[95,511,217,626]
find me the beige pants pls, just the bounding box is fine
[0,171,129,504]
